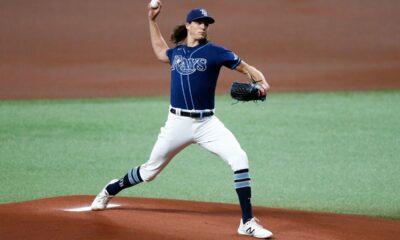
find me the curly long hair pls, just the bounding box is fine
[170,24,209,45]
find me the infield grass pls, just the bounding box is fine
[0,91,399,219]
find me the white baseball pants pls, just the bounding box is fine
[139,111,249,182]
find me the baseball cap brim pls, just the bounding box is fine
[189,16,215,24]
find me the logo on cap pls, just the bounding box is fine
[186,8,215,24]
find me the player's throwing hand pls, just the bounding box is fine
[148,0,161,20]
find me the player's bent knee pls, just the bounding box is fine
[139,163,166,182]
[139,169,160,182]
[228,150,249,172]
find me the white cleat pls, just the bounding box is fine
[91,179,118,211]
[237,217,273,239]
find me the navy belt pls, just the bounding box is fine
[170,108,214,118]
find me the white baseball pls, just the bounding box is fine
[150,0,159,9]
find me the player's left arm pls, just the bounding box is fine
[235,61,270,96]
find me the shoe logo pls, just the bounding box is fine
[246,227,255,235]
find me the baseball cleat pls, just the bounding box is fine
[237,217,273,239]
[91,179,118,211]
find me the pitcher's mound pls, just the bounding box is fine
[0,195,399,240]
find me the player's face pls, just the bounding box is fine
[186,20,209,41]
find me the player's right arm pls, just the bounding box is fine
[148,1,169,63]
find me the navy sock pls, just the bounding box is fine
[106,166,143,196]
[234,169,253,223]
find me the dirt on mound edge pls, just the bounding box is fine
[0,195,399,240]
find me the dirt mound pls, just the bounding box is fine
[0,196,399,240]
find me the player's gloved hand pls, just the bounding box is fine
[230,81,267,102]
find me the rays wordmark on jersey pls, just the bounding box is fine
[172,55,207,75]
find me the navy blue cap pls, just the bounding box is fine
[186,8,215,24]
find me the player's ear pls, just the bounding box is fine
[185,22,191,30]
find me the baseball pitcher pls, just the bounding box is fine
[91,1,272,238]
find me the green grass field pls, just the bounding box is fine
[1,91,399,219]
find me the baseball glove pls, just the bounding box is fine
[230,81,266,102]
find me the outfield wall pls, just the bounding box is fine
[1,0,399,99]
